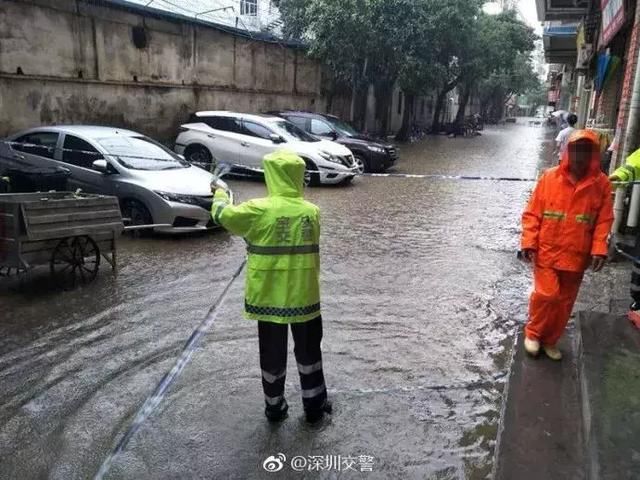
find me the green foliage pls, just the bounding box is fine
[277,0,482,89]
[276,1,538,127]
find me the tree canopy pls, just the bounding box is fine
[275,0,538,136]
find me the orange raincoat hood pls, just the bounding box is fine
[559,129,602,181]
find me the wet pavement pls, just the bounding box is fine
[0,122,627,479]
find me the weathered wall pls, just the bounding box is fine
[0,0,324,142]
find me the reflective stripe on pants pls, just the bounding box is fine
[258,316,327,412]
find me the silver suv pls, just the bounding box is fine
[174,111,357,185]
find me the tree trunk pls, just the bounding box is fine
[431,78,459,134]
[352,83,369,131]
[395,92,415,141]
[374,81,394,137]
[431,90,447,134]
[454,82,472,132]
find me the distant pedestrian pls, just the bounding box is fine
[554,113,578,161]
[521,130,613,360]
[211,150,332,423]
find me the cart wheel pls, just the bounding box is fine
[50,236,101,287]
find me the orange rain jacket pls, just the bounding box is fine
[521,129,614,272]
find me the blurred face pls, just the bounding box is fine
[568,139,595,179]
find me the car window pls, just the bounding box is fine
[286,116,309,131]
[199,116,242,133]
[310,119,334,136]
[242,121,273,140]
[325,116,359,137]
[271,120,320,143]
[12,132,59,159]
[62,135,103,169]
[97,135,188,170]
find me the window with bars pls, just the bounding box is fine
[240,0,257,16]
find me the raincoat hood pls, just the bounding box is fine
[560,129,602,179]
[262,150,305,198]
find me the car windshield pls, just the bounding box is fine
[97,136,189,170]
[325,117,359,137]
[272,120,320,143]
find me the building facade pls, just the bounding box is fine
[123,0,283,34]
[538,0,640,172]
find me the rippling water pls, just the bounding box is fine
[1,123,559,479]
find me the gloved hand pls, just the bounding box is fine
[591,255,606,272]
[520,249,536,263]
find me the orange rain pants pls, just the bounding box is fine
[525,265,584,346]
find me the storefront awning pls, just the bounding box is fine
[543,24,579,64]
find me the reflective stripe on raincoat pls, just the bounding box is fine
[611,146,640,182]
[211,150,321,324]
[521,129,614,272]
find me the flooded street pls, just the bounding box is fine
[0,123,591,479]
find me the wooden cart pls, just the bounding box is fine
[0,192,124,287]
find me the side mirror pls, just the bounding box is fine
[269,134,285,144]
[92,159,109,173]
[330,131,339,141]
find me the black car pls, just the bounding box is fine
[267,111,398,173]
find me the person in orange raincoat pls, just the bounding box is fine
[521,129,614,360]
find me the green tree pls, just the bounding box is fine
[277,0,480,135]
[276,2,536,136]
[477,53,541,121]
[451,10,536,129]
[395,0,481,140]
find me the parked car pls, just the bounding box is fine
[267,111,398,173]
[174,111,357,185]
[2,126,227,233]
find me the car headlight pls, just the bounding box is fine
[367,145,386,153]
[318,151,342,164]
[155,191,204,206]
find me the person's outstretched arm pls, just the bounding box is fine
[211,189,263,238]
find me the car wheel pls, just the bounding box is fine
[185,144,214,171]
[121,199,153,236]
[354,155,368,175]
[303,160,320,187]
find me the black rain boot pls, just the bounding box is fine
[305,399,332,424]
[265,399,289,423]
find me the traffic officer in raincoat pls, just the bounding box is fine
[211,150,331,423]
[609,146,640,184]
[521,130,614,360]
[609,146,640,311]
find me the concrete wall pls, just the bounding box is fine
[0,0,324,142]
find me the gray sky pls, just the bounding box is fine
[484,1,543,34]
[518,0,543,34]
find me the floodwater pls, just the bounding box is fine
[0,122,617,479]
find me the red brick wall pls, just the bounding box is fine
[613,5,640,165]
